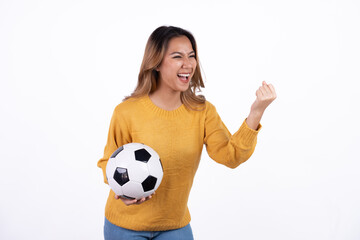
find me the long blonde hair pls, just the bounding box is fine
[124,26,205,110]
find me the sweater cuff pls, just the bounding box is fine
[234,119,261,147]
[98,161,109,184]
[244,118,262,132]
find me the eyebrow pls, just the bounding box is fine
[170,51,195,56]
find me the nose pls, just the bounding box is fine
[182,56,192,68]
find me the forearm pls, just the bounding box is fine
[206,119,260,169]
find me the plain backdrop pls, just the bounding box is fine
[1,0,359,239]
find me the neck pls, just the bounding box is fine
[149,90,182,111]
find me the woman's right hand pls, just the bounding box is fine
[114,193,154,206]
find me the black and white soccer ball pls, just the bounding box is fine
[106,143,163,200]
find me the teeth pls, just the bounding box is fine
[178,73,190,77]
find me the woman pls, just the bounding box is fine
[98,26,276,240]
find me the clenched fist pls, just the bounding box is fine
[246,81,276,130]
[251,81,277,113]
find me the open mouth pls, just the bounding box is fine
[177,73,190,82]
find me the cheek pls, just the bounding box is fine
[160,61,181,74]
[191,61,197,74]
[191,60,197,69]
[158,65,173,77]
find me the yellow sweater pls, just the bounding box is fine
[97,95,261,231]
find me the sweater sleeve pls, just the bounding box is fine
[204,102,261,168]
[97,105,132,184]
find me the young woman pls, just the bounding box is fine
[98,26,276,240]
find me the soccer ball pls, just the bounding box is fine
[106,143,163,200]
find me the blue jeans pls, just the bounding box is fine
[104,218,194,240]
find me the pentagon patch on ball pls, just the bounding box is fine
[106,143,163,200]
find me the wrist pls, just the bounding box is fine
[248,109,264,119]
[246,110,264,130]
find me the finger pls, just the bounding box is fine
[118,196,137,205]
[114,195,119,199]
[136,198,146,205]
[255,89,262,99]
[146,193,154,200]
[256,88,263,98]
[258,86,267,96]
[127,198,137,203]
[261,81,271,94]
[268,84,277,97]
[123,199,137,206]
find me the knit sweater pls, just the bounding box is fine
[97,95,261,231]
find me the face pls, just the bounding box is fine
[156,36,197,95]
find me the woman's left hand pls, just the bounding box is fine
[246,81,276,130]
[250,81,277,113]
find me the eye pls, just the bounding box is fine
[189,55,196,58]
[172,55,182,59]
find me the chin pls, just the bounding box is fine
[178,85,190,93]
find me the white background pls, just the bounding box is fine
[1,0,359,239]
